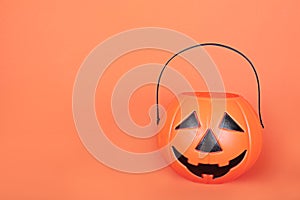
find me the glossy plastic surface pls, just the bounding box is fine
[157,92,263,184]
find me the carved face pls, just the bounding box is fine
[158,92,262,184]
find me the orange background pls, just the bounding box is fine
[1,0,300,199]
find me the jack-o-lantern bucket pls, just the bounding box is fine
[156,43,264,184]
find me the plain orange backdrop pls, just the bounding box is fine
[1,0,300,199]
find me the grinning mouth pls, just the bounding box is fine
[172,146,247,179]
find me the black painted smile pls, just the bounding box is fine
[172,146,247,179]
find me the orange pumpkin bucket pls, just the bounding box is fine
[156,43,264,184]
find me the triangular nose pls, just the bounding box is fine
[195,129,222,152]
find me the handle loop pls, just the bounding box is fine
[156,43,264,128]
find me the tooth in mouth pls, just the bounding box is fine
[172,146,247,179]
[218,161,229,167]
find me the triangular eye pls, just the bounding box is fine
[219,113,244,132]
[175,111,200,130]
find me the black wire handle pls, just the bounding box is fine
[156,43,264,128]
